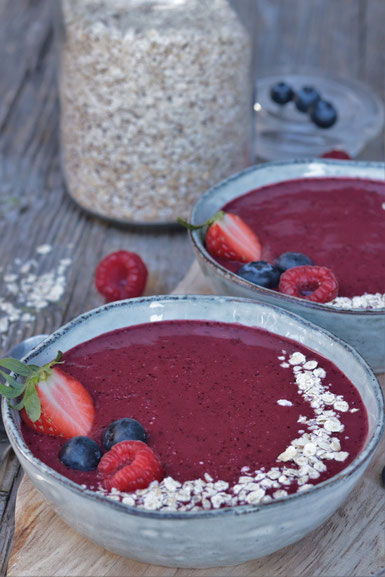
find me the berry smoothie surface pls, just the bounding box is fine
[217,178,385,298]
[22,320,368,492]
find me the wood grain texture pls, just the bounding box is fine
[0,445,22,577]
[0,0,384,573]
[6,263,385,577]
[359,0,385,161]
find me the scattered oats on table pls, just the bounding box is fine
[58,0,252,223]
[0,246,72,344]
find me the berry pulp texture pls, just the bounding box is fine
[21,321,367,490]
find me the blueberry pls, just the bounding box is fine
[270,82,294,105]
[310,99,338,128]
[294,86,320,113]
[102,418,147,451]
[237,261,281,288]
[59,436,101,471]
[274,252,314,272]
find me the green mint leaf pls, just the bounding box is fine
[0,383,23,399]
[0,358,36,377]
[0,370,25,391]
[0,353,63,422]
[23,384,41,422]
[11,397,25,411]
[25,364,43,373]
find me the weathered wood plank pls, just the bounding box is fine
[0,444,22,577]
[360,0,385,161]
[0,444,20,494]
[251,0,361,77]
[0,493,7,521]
[0,0,53,131]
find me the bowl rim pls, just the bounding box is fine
[190,158,385,315]
[2,294,384,520]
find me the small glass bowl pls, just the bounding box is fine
[254,72,384,160]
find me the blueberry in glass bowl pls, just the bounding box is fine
[294,85,321,112]
[311,99,338,128]
[255,72,384,159]
[270,81,294,105]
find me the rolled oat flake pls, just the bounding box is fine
[56,0,253,224]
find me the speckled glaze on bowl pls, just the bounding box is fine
[2,296,384,568]
[189,159,385,373]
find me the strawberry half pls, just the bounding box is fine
[179,211,262,263]
[0,352,94,438]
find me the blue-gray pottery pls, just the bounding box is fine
[189,160,385,373]
[2,296,384,568]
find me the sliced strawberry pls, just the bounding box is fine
[21,366,95,438]
[98,440,163,492]
[179,211,262,263]
[0,352,95,439]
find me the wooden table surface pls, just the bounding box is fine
[0,0,383,575]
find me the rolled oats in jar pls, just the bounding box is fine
[57,0,253,224]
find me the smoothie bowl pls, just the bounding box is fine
[189,160,385,372]
[2,296,384,568]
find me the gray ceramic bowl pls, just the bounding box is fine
[189,160,385,373]
[2,296,384,568]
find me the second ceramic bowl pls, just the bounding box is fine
[190,159,385,373]
[2,296,384,567]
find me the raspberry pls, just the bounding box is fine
[321,150,351,160]
[95,251,148,302]
[98,440,163,492]
[279,266,338,303]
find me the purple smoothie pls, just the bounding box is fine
[217,177,385,298]
[21,320,368,492]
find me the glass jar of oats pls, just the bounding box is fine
[56,0,253,224]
